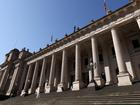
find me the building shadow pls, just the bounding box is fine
[0,95,10,101]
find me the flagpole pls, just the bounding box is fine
[51,35,53,43]
[103,0,111,15]
[104,0,108,15]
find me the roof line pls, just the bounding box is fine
[25,1,134,61]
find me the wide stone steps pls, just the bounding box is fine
[1,84,140,105]
[2,93,140,105]
[57,98,140,104]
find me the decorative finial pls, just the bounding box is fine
[65,33,68,37]
[76,27,80,31]
[107,10,112,14]
[55,39,58,42]
[39,48,42,51]
[33,51,36,54]
[91,19,95,23]
[22,47,26,51]
[74,25,76,32]
[27,49,29,52]
[47,44,50,47]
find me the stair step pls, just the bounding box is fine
[1,84,140,105]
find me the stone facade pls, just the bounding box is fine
[0,0,140,97]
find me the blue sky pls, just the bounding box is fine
[0,0,129,64]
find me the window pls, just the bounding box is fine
[132,39,140,49]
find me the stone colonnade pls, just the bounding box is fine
[18,16,140,95]
[1,16,140,96]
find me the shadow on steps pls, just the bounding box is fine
[0,95,10,101]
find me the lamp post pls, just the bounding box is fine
[87,58,95,88]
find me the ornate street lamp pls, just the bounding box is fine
[87,58,96,72]
[87,58,96,88]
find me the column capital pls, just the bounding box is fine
[136,15,140,29]
[62,48,66,53]
[136,15,140,20]
[91,36,97,40]
[75,43,81,47]
[52,53,56,57]
[111,27,120,31]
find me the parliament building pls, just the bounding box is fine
[0,0,140,97]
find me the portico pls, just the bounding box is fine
[21,17,140,95]
[0,0,140,97]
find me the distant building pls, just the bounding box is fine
[0,0,140,97]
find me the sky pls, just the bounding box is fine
[0,0,129,64]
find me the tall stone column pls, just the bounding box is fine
[136,16,140,29]
[0,71,3,82]
[0,62,13,93]
[0,66,9,92]
[121,33,136,81]
[72,44,84,91]
[45,54,56,93]
[28,61,40,94]
[44,65,50,92]
[111,28,132,86]
[101,41,112,85]
[36,58,47,94]
[57,49,68,92]
[54,64,60,88]
[6,63,22,96]
[17,64,28,95]
[20,63,33,96]
[91,37,103,86]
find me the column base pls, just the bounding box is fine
[131,77,139,83]
[28,88,35,94]
[94,77,105,86]
[57,83,67,92]
[6,92,11,96]
[36,86,44,94]
[28,88,31,94]
[105,81,113,86]
[117,73,132,86]
[20,90,26,96]
[88,82,95,87]
[72,81,84,91]
[45,85,54,93]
